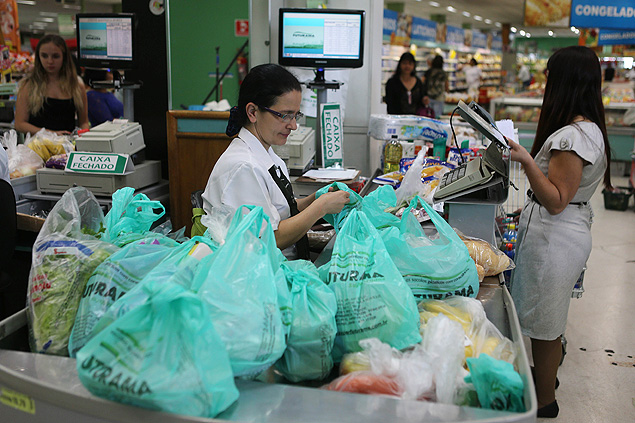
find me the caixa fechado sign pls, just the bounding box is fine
[65,152,133,175]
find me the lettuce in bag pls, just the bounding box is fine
[27,187,118,356]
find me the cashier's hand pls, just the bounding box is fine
[316,190,350,215]
[507,138,532,166]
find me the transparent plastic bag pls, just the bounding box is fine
[418,296,517,365]
[26,187,118,356]
[24,128,74,163]
[457,230,515,277]
[1,129,43,178]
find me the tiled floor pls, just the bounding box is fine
[533,175,635,422]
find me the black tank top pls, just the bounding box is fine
[28,97,77,132]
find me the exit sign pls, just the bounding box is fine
[235,19,249,37]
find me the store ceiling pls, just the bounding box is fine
[396,0,579,39]
[15,0,579,45]
[16,0,117,40]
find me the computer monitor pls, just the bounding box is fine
[278,8,365,69]
[76,13,137,70]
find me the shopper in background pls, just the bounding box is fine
[603,62,615,82]
[507,46,611,418]
[462,58,482,100]
[384,52,427,115]
[423,55,448,118]
[517,63,532,90]
[83,68,124,127]
[15,34,89,135]
[200,64,349,259]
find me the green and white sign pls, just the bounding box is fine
[65,152,133,174]
[320,103,343,168]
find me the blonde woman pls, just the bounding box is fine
[15,34,89,135]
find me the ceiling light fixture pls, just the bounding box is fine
[429,1,440,7]
[484,19,492,24]
[38,18,55,23]
[39,12,58,17]
[62,4,81,9]
[526,33,531,38]
[548,30,554,36]
[519,30,526,36]
[446,6,457,13]
[462,11,471,17]
[511,26,517,33]
[16,0,36,5]
[474,15,483,21]
[495,22,502,28]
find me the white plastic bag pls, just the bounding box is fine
[1,129,43,178]
[24,128,74,163]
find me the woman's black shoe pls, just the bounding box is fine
[537,400,559,418]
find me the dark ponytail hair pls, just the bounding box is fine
[532,46,612,189]
[394,52,416,77]
[226,63,301,136]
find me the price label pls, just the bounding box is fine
[0,388,36,414]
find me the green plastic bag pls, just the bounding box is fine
[68,235,179,357]
[26,187,118,356]
[381,197,479,300]
[76,280,239,418]
[322,209,421,359]
[360,185,401,229]
[315,182,363,231]
[102,187,166,246]
[465,353,526,412]
[192,206,287,378]
[88,237,217,338]
[275,260,338,382]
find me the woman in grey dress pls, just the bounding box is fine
[506,46,611,418]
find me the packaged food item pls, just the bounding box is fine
[45,153,68,169]
[457,231,515,277]
[1,129,43,178]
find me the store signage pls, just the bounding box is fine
[235,19,249,37]
[491,36,503,51]
[570,0,635,30]
[65,152,133,175]
[597,29,635,45]
[411,17,436,44]
[473,31,488,49]
[383,9,398,39]
[320,103,343,168]
[446,26,465,46]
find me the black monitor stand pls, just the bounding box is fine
[304,68,343,167]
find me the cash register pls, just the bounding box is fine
[433,101,511,203]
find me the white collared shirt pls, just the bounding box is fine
[202,127,291,231]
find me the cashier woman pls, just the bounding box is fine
[200,64,350,260]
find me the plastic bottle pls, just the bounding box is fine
[383,135,403,173]
[503,223,517,245]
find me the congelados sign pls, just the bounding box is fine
[570,0,635,30]
[65,152,130,174]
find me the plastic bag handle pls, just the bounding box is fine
[403,196,464,244]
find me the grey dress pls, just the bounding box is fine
[510,122,607,340]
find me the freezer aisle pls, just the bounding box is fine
[536,176,635,423]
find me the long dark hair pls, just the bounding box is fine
[394,52,416,77]
[431,55,444,69]
[532,46,611,188]
[226,64,301,136]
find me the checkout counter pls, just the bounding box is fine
[0,275,536,423]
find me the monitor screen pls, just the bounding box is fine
[278,8,365,69]
[76,13,137,70]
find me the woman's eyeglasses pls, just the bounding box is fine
[259,105,304,123]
